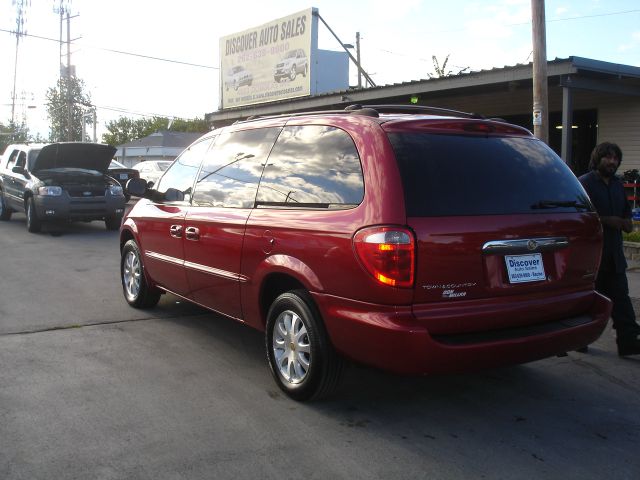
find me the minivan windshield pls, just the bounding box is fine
[388,133,592,216]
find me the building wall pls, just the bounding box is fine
[595,95,640,172]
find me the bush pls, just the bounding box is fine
[623,231,640,243]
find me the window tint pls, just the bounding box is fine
[256,125,364,208]
[155,138,213,201]
[27,149,40,170]
[192,128,280,208]
[388,133,592,216]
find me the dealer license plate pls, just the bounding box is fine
[505,253,546,283]
[119,174,129,180]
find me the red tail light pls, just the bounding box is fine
[353,226,415,288]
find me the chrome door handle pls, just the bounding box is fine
[169,224,183,238]
[185,226,200,241]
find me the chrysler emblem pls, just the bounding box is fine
[527,239,538,251]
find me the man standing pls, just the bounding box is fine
[579,142,640,356]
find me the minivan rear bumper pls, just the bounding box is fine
[313,290,611,375]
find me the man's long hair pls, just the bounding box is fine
[589,142,623,171]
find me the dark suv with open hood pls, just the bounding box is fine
[0,142,126,232]
[119,105,612,401]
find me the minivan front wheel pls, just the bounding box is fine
[266,290,343,401]
[121,239,161,308]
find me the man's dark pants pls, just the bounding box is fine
[596,270,640,344]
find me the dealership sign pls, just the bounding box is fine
[220,8,314,109]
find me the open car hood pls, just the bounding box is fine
[31,143,117,173]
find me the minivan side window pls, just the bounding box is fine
[155,138,213,202]
[192,128,280,208]
[256,125,364,208]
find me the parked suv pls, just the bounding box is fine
[0,142,126,232]
[119,105,611,400]
[274,48,308,82]
[225,65,253,91]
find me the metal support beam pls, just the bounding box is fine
[561,86,573,165]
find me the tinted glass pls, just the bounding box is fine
[256,125,364,208]
[155,138,213,201]
[192,128,280,208]
[388,133,592,216]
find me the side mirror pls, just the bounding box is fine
[164,188,185,202]
[125,177,149,198]
[12,165,27,177]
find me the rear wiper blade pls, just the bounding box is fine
[530,200,589,210]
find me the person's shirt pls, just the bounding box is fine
[579,170,631,272]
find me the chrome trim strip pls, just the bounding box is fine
[145,251,248,282]
[146,250,184,266]
[184,260,248,282]
[482,237,569,255]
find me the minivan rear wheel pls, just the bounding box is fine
[266,290,343,401]
[121,239,161,308]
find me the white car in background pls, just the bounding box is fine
[133,160,172,187]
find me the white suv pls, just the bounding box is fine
[274,49,308,82]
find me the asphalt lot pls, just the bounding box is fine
[1,212,639,480]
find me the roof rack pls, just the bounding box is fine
[344,104,484,119]
[234,103,484,124]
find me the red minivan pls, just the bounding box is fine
[120,105,611,400]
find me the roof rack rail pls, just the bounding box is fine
[345,104,484,119]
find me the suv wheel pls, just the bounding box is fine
[26,197,41,233]
[0,190,12,221]
[266,290,343,401]
[289,65,297,81]
[121,239,161,308]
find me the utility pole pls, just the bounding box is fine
[11,0,27,127]
[356,32,362,89]
[66,11,73,141]
[531,0,548,144]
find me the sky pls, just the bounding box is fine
[1,0,639,140]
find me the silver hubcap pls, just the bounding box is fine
[123,250,141,300]
[272,310,310,384]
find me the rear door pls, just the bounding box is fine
[386,127,601,307]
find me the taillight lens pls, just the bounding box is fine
[353,226,415,288]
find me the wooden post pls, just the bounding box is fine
[531,0,548,144]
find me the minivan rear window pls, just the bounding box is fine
[388,133,592,217]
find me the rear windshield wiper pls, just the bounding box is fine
[530,200,589,210]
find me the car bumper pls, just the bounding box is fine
[313,290,611,375]
[34,194,126,221]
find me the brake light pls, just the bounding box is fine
[353,226,415,288]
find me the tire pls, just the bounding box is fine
[289,65,297,81]
[266,290,344,401]
[121,239,161,308]
[105,214,122,231]
[0,190,12,221]
[274,76,281,83]
[303,64,308,77]
[26,197,41,233]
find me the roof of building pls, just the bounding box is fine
[118,130,203,149]
[205,56,640,127]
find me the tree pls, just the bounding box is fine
[102,116,209,146]
[428,55,470,78]
[45,76,92,142]
[0,120,31,153]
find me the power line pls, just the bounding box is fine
[0,27,218,70]
[371,8,640,61]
